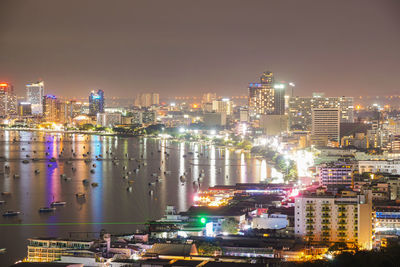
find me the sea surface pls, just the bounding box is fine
[0,130,274,266]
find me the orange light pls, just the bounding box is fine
[0,83,8,87]
[192,104,199,108]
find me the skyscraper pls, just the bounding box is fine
[0,82,17,116]
[248,71,285,116]
[43,94,58,122]
[288,95,354,130]
[89,90,105,116]
[212,98,233,115]
[311,108,340,146]
[26,81,44,115]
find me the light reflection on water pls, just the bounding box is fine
[0,130,276,265]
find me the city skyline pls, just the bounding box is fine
[1,0,399,97]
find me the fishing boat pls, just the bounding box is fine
[82,179,90,184]
[0,248,6,254]
[50,201,66,207]
[39,207,56,212]
[3,211,20,216]
[91,182,99,187]
[0,200,6,204]
[1,192,11,196]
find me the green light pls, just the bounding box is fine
[200,217,207,224]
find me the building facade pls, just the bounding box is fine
[311,108,340,146]
[96,112,122,127]
[0,82,17,116]
[288,95,354,130]
[26,81,44,115]
[295,190,373,249]
[358,160,400,175]
[248,71,280,116]
[318,162,355,187]
[89,90,105,116]
[212,98,233,115]
[43,94,58,122]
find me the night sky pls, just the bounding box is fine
[0,0,399,98]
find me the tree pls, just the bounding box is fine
[221,218,239,234]
[197,242,222,256]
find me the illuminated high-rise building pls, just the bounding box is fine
[248,71,285,116]
[89,90,105,116]
[0,82,17,116]
[43,95,58,122]
[212,98,233,115]
[311,108,340,146]
[26,81,44,115]
[288,95,354,130]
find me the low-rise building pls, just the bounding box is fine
[96,113,122,127]
[359,160,400,175]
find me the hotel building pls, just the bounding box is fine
[295,190,373,249]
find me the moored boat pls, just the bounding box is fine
[39,207,56,212]
[50,201,66,207]
[75,193,85,198]
[3,210,20,216]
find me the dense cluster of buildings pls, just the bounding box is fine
[5,71,400,266]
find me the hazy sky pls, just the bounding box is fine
[0,0,399,98]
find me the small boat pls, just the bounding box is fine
[3,211,20,216]
[13,174,20,179]
[1,192,11,196]
[82,179,90,184]
[126,186,133,192]
[0,248,6,254]
[60,174,66,178]
[49,157,56,162]
[22,159,29,164]
[0,200,6,204]
[91,182,99,187]
[84,159,91,163]
[39,207,56,212]
[50,201,66,207]
[64,177,72,181]
[34,169,40,174]
[75,193,85,198]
